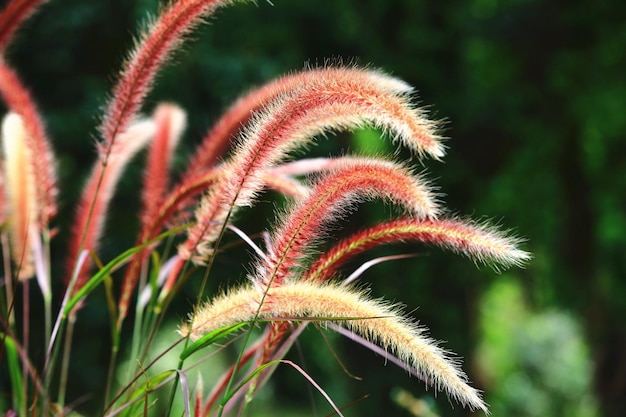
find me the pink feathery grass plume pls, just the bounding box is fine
[66,118,155,294]
[178,65,427,183]
[164,67,437,257]
[0,60,57,227]
[182,281,489,413]
[307,217,532,283]
[1,112,37,279]
[0,0,48,52]
[255,157,439,287]
[118,103,186,321]
[159,67,423,246]
[177,67,443,265]
[100,0,239,153]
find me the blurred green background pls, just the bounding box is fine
[1,0,625,416]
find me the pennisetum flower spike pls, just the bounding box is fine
[178,65,426,183]
[100,0,243,154]
[307,217,532,283]
[0,0,49,52]
[182,281,489,413]
[255,157,439,287]
[1,112,37,280]
[176,67,443,266]
[0,60,58,228]
[164,67,428,237]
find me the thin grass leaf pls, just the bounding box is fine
[119,370,176,417]
[180,322,248,361]
[219,360,344,417]
[343,253,416,286]
[218,361,276,407]
[280,359,345,417]
[63,245,145,316]
[63,226,185,316]
[2,333,24,414]
[178,370,191,417]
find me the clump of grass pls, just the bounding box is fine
[0,1,529,416]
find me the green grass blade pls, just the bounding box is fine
[63,245,144,316]
[63,226,186,316]
[2,333,25,414]
[219,361,277,407]
[180,322,247,361]
[114,370,175,417]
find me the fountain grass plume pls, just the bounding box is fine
[182,281,489,413]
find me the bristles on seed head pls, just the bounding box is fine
[307,217,531,282]
[184,281,488,413]
[255,157,439,286]
[178,67,443,262]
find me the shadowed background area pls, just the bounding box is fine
[1,0,624,416]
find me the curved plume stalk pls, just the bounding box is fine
[182,281,488,413]
[179,66,420,183]
[260,171,310,199]
[255,158,438,286]
[66,119,156,293]
[1,112,37,279]
[118,104,186,320]
[267,156,415,200]
[178,68,443,263]
[0,0,48,52]
[0,60,57,227]
[268,157,345,177]
[307,217,532,283]
[100,0,239,153]
[265,155,424,200]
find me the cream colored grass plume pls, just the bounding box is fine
[182,281,488,413]
[1,112,37,279]
[0,60,57,228]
